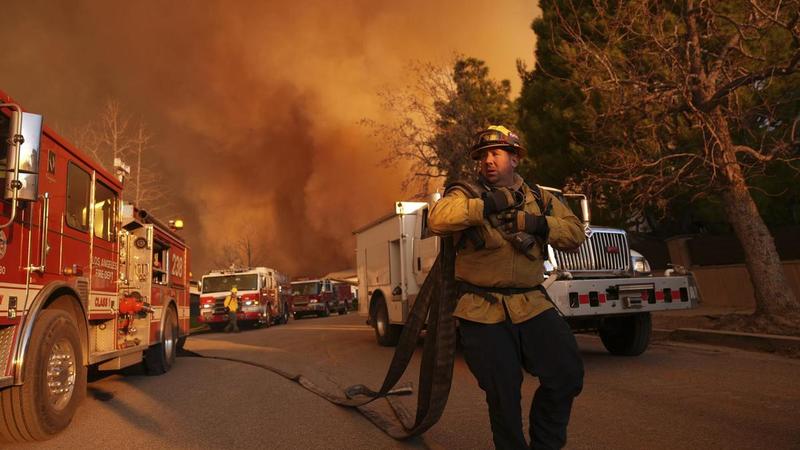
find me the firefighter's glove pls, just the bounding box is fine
[482,188,523,218]
[496,210,549,237]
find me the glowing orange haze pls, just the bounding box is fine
[0,0,538,277]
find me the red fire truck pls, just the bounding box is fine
[290,279,351,318]
[198,267,291,329]
[0,93,191,442]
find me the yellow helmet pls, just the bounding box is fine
[231,287,238,294]
[470,125,527,160]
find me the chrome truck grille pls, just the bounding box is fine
[213,297,227,315]
[552,228,630,273]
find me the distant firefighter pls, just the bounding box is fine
[224,287,240,333]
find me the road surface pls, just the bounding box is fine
[12,313,800,449]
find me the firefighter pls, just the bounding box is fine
[224,287,240,333]
[428,125,586,449]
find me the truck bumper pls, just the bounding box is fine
[293,304,327,314]
[198,311,263,323]
[238,311,263,322]
[547,275,699,317]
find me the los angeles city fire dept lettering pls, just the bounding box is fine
[93,256,117,281]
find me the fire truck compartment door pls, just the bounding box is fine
[122,225,153,347]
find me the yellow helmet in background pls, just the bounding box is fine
[231,287,238,294]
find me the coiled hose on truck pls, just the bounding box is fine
[180,236,458,439]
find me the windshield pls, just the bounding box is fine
[202,274,259,293]
[292,282,320,296]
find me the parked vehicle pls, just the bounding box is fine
[0,93,191,442]
[355,192,700,354]
[199,267,290,330]
[290,279,350,318]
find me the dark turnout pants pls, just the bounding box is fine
[224,310,239,332]
[459,308,584,450]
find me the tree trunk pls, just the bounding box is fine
[712,113,800,321]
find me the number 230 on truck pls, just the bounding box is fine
[0,92,191,442]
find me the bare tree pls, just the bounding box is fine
[70,99,173,216]
[211,229,265,269]
[550,0,800,328]
[127,123,173,217]
[363,57,517,195]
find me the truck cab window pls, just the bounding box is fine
[152,242,169,285]
[66,162,91,231]
[93,182,116,241]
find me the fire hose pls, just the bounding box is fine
[179,236,458,439]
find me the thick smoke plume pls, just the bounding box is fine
[0,0,536,277]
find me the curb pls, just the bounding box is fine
[655,327,800,354]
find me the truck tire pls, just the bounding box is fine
[599,312,652,356]
[372,297,401,347]
[144,306,178,375]
[209,322,226,332]
[338,304,347,315]
[0,309,86,442]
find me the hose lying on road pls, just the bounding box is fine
[180,237,458,440]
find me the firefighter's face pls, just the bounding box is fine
[479,148,518,186]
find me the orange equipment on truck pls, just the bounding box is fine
[0,92,191,442]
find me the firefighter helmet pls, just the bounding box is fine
[470,125,526,160]
[231,287,238,294]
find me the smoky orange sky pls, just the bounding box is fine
[0,0,539,278]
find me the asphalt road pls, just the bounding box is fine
[11,313,800,449]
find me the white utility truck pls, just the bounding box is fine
[355,190,699,355]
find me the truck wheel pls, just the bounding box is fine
[338,305,347,315]
[144,306,178,375]
[372,298,401,347]
[209,323,226,332]
[599,312,652,356]
[0,309,86,442]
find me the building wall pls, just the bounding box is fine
[689,262,800,309]
[662,230,800,309]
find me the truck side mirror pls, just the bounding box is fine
[5,111,43,201]
[563,193,591,226]
[579,197,590,225]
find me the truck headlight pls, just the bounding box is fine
[245,300,253,306]
[630,250,651,275]
[202,304,212,309]
[309,299,318,304]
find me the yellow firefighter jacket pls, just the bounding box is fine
[428,175,586,324]
[224,294,239,313]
